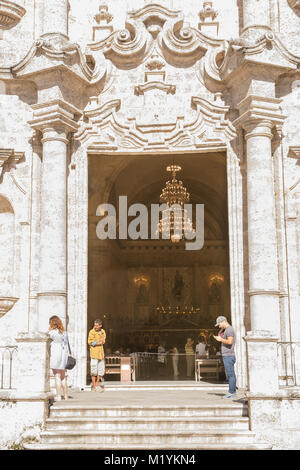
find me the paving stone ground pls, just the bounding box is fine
[62,383,247,407]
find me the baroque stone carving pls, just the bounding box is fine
[95,4,113,24]
[198,1,219,37]
[288,0,300,9]
[93,3,114,42]
[0,148,24,180]
[0,296,18,318]
[288,146,300,159]
[88,3,223,69]
[0,1,25,32]
[76,90,236,153]
[199,2,218,22]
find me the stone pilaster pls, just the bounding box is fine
[241,0,271,41]
[234,96,286,398]
[29,100,80,332]
[28,134,42,333]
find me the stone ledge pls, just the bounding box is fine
[247,388,300,400]
[0,391,53,401]
[244,330,278,342]
[16,332,50,343]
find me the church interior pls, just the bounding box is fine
[88,151,231,376]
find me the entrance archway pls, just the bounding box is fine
[87,151,231,381]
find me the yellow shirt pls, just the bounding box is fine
[185,343,194,355]
[88,328,106,360]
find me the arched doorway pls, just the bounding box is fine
[87,151,231,381]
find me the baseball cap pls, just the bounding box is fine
[215,316,227,326]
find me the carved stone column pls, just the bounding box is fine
[244,119,280,336]
[234,96,286,397]
[29,100,80,332]
[242,0,271,40]
[41,0,69,41]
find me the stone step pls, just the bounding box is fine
[84,383,229,392]
[39,429,257,446]
[50,404,248,418]
[24,442,272,450]
[45,416,250,432]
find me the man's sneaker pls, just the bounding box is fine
[96,386,104,393]
[100,378,105,389]
[223,393,237,399]
[91,386,97,392]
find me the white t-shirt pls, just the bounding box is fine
[196,342,206,355]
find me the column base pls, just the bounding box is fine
[247,389,300,448]
[15,332,51,396]
[244,331,279,395]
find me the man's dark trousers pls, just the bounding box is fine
[222,355,236,394]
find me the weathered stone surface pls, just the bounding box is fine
[0,0,299,449]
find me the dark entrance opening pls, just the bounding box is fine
[88,152,230,382]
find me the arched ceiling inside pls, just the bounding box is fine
[88,151,229,266]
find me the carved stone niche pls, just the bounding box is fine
[288,0,300,9]
[0,1,26,38]
[0,193,18,318]
[0,297,18,318]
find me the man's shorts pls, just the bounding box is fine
[90,358,105,377]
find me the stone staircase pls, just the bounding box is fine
[25,397,272,450]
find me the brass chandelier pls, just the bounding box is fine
[157,165,195,243]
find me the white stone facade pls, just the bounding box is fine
[0,0,300,448]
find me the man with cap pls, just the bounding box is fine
[213,316,236,399]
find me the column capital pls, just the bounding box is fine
[29,99,81,135]
[233,95,286,132]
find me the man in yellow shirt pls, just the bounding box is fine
[88,319,106,392]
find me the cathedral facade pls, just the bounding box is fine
[0,0,300,448]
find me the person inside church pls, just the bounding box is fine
[195,337,206,358]
[157,341,167,377]
[170,344,179,379]
[185,338,195,378]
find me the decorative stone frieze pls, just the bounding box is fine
[76,92,236,152]
[134,81,176,96]
[145,53,165,71]
[88,3,223,69]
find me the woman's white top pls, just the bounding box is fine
[49,329,68,370]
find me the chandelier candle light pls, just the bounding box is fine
[158,165,195,243]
